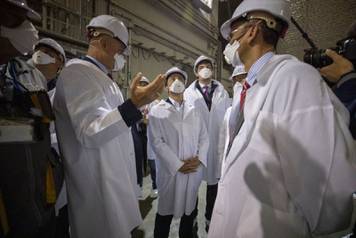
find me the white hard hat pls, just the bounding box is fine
[87,15,130,55]
[220,0,290,40]
[34,38,66,63]
[230,65,247,80]
[194,55,214,73]
[165,67,188,83]
[140,76,150,84]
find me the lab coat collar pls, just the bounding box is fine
[158,98,194,119]
[66,58,112,82]
[84,55,110,75]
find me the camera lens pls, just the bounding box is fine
[304,49,333,68]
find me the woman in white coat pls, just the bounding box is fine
[184,55,230,230]
[54,15,165,238]
[148,67,209,238]
[209,2,356,237]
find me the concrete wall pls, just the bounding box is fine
[278,0,356,59]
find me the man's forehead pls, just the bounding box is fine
[169,73,184,79]
[198,61,212,67]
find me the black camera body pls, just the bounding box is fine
[304,38,356,68]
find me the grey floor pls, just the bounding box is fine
[132,174,208,238]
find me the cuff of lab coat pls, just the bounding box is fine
[118,99,143,127]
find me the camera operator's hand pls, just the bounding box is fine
[319,49,354,82]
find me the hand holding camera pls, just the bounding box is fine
[319,49,354,83]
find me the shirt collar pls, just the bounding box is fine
[246,51,274,86]
[85,55,110,75]
[199,82,211,89]
[168,97,183,109]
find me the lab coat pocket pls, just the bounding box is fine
[236,196,308,238]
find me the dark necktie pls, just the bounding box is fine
[202,85,209,98]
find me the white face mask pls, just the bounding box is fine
[169,79,185,94]
[32,51,56,65]
[0,20,39,55]
[113,54,126,71]
[198,67,212,79]
[223,40,243,67]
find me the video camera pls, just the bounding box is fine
[291,17,356,68]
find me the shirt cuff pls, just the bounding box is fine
[118,99,142,127]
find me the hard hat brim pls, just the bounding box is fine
[6,0,41,22]
[220,8,290,40]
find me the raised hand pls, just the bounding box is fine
[130,72,165,108]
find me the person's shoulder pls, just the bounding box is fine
[273,54,322,86]
[62,58,91,72]
[275,54,318,76]
[59,58,99,84]
[149,100,167,114]
[212,80,229,97]
[185,80,197,91]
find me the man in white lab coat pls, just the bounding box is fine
[184,55,230,231]
[209,1,356,238]
[54,15,165,238]
[148,67,209,238]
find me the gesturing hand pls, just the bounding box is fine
[130,72,165,108]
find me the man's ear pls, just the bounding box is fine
[246,24,259,45]
[99,37,108,50]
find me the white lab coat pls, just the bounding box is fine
[208,54,356,238]
[48,88,68,214]
[146,100,160,161]
[218,82,243,163]
[184,80,230,185]
[54,59,142,238]
[148,99,209,217]
[217,106,231,164]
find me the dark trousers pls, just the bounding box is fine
[55,205,69,238]
[154,207,198,238]
[131,125,147,187]
[4,209,56,238]
[148,160,157,189]
[205,184,218,222]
